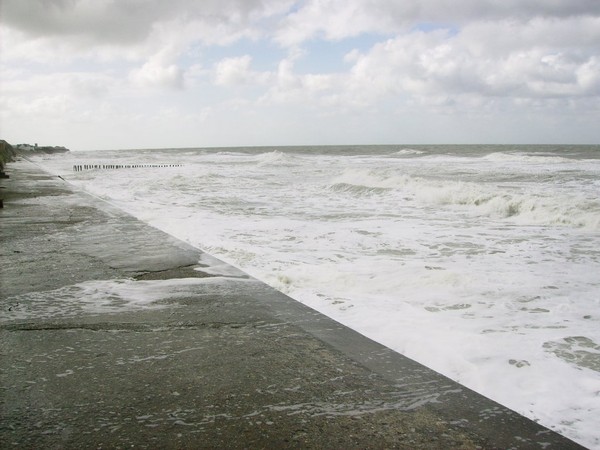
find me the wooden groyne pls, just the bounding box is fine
[73,163,182,171]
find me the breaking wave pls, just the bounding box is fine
[483,152,572,164]
[254,150,297,167]
[393,148,426,156]
[330,169,600,229]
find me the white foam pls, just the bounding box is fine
[3,277,251,321]
[197,253,248,277]
[253,150,294,166]
[330,168,600,229]
[394,148,426,156]
[483,151,572,164]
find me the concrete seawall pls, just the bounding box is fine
[0,159,585,449]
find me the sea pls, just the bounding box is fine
[32,144,600,448]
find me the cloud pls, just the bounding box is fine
[0,0,292,58]
[129,46,184,89]
[336,15,600,110]
[275,0,600,46]
[130,60,184,89]
[0,0,162,44]
[255,7,600,121]
[214,55,256,86]
[0,0,295,97]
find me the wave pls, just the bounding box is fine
[418,179,600,229]
[329,182,393,196]
[329,169,600,229]
[330,169,411,190]
[420,184,600,229]
[254,150,297,167]
[393,148,426,156]
[483,152,572,164]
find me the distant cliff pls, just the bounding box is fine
[1,140,70,174]
[1,140,17,172]
[15,143,70,154]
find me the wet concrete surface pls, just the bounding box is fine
[0,159,585,449]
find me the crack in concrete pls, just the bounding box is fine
[0,321,254,332]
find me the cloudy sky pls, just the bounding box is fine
[1,0,599,150]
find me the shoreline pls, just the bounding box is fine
[1,158,586,449]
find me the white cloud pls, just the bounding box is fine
[275,0,396,47]
[0,0,292,62]
[130,61,184,89]
[214,55,256,86]
[577,57,600,94]
[338,16,600,108]
[275,0,600,46]
[129,45,184,89]
[1,71,117,103]
[258,49,343,107]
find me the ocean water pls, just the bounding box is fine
[34,145,600,448]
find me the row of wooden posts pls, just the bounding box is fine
[73,164,182,171]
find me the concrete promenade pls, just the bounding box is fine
[1,159,585,449]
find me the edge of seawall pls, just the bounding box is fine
[0,158,586,449]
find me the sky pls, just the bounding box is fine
[1,0,599,150]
